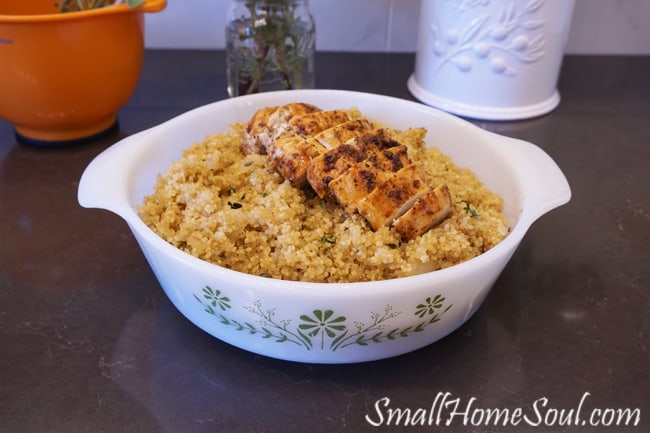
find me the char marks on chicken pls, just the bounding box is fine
[241,103,453,240]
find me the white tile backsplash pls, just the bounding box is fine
[144,0,650,54]
[145,0,224,49]
[565,0,650,54]
[311,0,392,51]
[385,0,420,52]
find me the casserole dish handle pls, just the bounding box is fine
[77,136,136,217]
[507,138,572,222]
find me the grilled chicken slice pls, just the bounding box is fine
[243,103,321,154]
[267,135,326,187]
[306,129,407,198]
[242,106,278,154]
[350,128,402,153]
[356,163,431,230]
[328,145,411,213]
[328,163,394,214]
[283,109,351,138]
[312,119,375,149]
[306,143,365,197]
[393,184,452,240]
[366,145,410,172]
[266,102,322,140]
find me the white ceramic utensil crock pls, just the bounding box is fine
[408,0,576,120]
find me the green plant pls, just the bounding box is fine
[228,0,314,95]
[56,0,144,13]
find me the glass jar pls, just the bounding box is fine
[226,0,316,97]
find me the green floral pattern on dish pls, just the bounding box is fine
[194,287,452,352]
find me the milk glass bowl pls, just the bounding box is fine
[78,90,570,364]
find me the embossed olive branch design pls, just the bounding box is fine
[431,0,545,75]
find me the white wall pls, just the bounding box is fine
[144,0,650,55]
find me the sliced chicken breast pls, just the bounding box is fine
[242,103,454,240]
[243,103,320,154]
[267,102,322,137]
[267,135,326,187]
[365,145,410,172]
[312,119,375,149]
[305,143,365,197]
[356,163,431,230]
[328,164,394,214]
[393,184,452,240]
[349,128,402,154]
[328,145,411,213]
[242,106,278,154]
[283,109,350,138]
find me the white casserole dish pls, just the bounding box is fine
[78,89,570,364]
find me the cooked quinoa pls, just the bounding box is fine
[138,118,509,283]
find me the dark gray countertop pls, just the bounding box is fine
[1,51,648,433]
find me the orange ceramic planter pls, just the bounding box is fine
[0,0,166,144]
